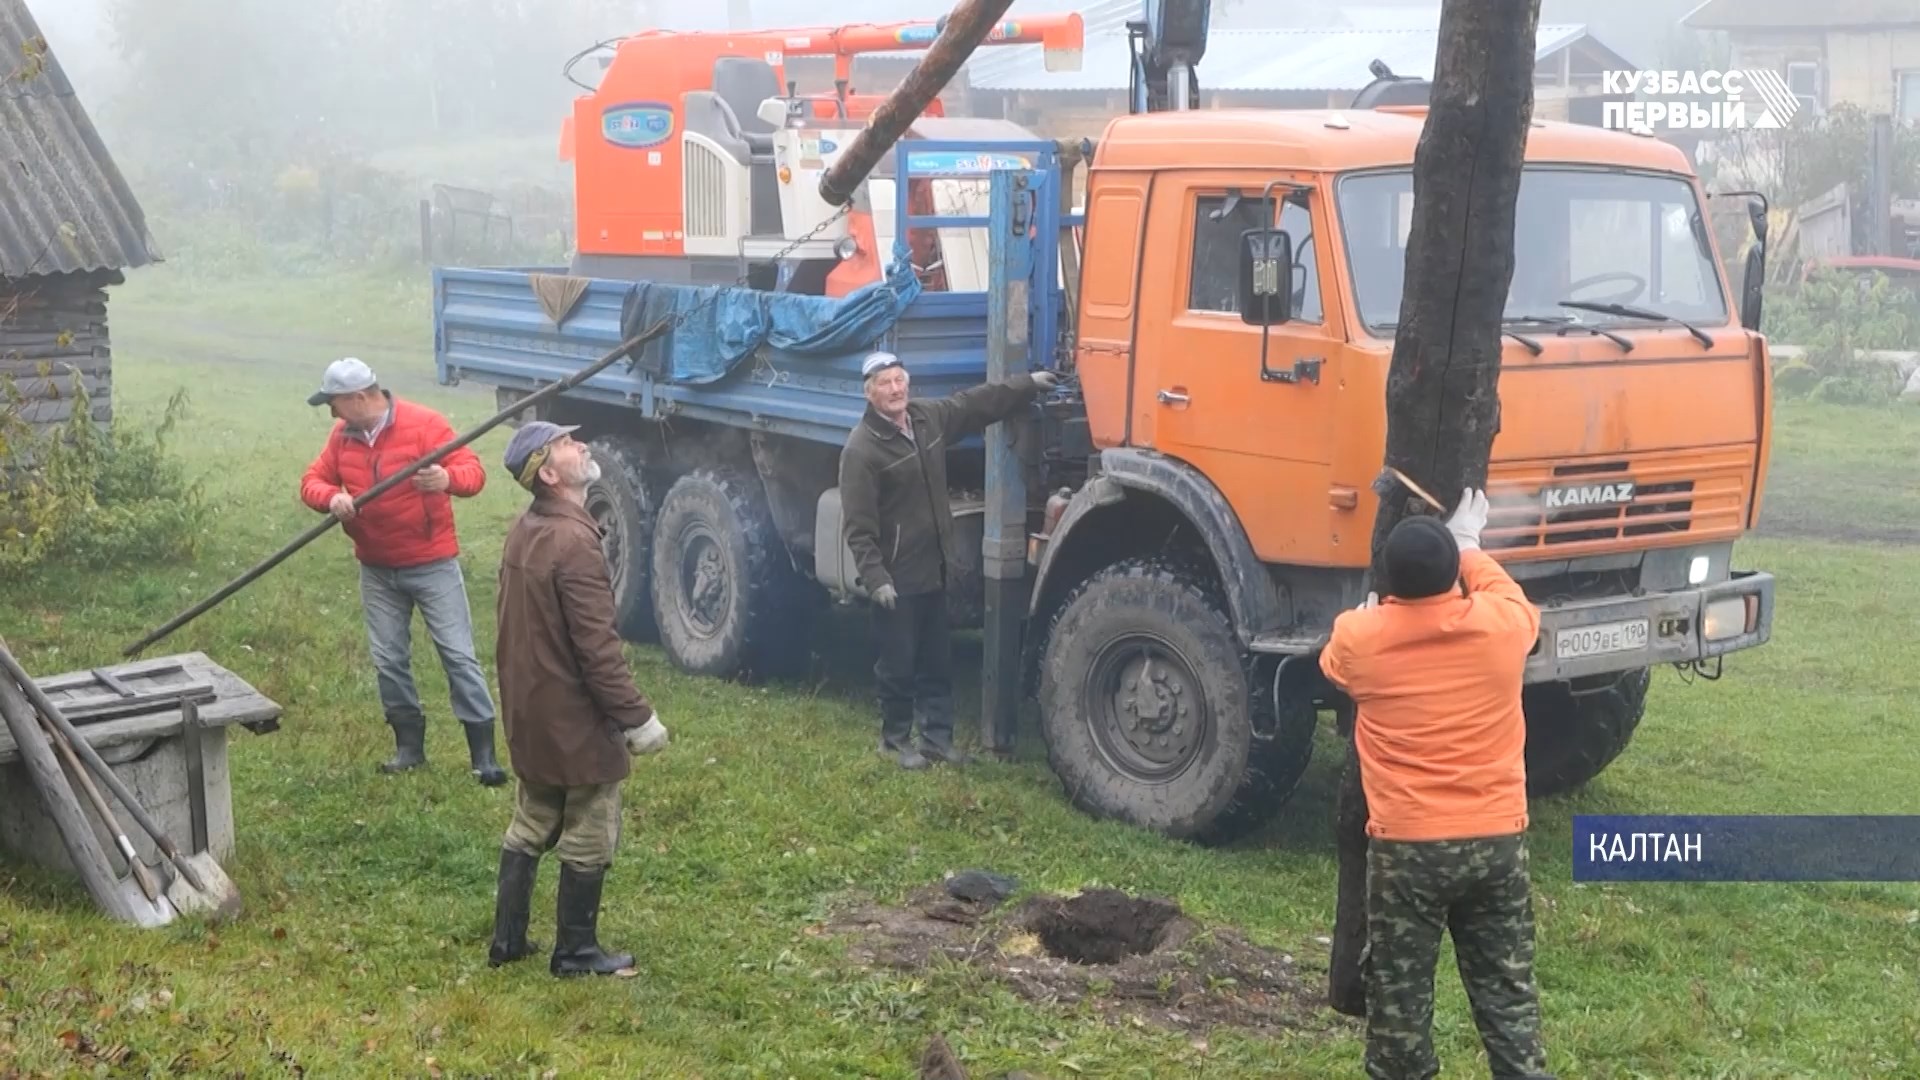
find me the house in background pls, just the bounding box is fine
[1,0,157,444]
[1684,0,1920,122]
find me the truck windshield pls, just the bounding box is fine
[1337,168,1730,334]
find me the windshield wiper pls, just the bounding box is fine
[1508,312,1634,353]
[1559,300,1714,349]
[1501,313,1574,353]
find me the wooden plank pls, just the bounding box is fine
[36,660,189,694]
[59,685,216,724]
[90,667,139,698]
[0,653,281,764]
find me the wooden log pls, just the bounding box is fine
[0,330,111,347]
[0,657,144,923]
[4,377,112,402]
[0,316,109,334]
[1326,0,1542,1019]
[0,356,111,377]
[12,397,112,426]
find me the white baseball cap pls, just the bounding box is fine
[308,357,378,406]
[861,352,903,379]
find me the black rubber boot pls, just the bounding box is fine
[550,864,635,978]
[878,702,928,769]
[917,697,969,766]
[464,722,509,787]
[487,848,542,967]
[379,710,427,774]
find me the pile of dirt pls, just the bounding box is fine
[818,876,1333,1035]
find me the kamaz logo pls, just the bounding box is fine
[1543,482,1635,510]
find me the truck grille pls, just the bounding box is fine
[1482,451,1751,555]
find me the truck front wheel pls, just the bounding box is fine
[1522,667,1651,796]
[1038,558,1311,844]
[649,469,813,680]
[584,435,656,641]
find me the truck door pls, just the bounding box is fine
[1131,180,1344,566]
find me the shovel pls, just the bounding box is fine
[0,643,242,921]
[41,707,172,909]
[0,666,176,928]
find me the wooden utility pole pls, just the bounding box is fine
[1326,0,1543,1018]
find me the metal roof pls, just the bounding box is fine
[0,0,156,279]
[1684,0,1920,29]
[966,23,1601,94]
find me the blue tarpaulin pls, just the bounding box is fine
[621,246,924,384]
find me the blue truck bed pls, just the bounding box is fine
[432,139,1076,447]
[433,268,1014,446]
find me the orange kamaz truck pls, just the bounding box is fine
[436,46,1775,843]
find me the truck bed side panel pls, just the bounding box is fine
[434,267,1003,446]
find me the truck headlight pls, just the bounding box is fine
[1703,596,1751,641]
[1689,555,1710,585]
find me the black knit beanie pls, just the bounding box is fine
[1383,516,1461,600]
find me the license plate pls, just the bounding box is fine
[1555,619,1650,660]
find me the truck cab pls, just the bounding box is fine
[1028,107,1774,836]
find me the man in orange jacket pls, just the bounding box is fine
[1319,489,1553,1080]
[300,357,505,786]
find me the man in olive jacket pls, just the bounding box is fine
[488,421,669,978]
[838,352,1057,769]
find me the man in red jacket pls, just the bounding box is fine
[300,357,506,786]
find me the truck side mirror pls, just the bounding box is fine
[1238,228,1294,327]
[1742,199,1768,331]
[1741,245,1766,331]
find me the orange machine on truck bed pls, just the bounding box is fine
[559,14,1083,287]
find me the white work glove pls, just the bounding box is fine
[872,583,898,610]
[625,716,668,756]
[1030,371,1060,391]
[1446,488,1490,551]
[1356,591,1379,611]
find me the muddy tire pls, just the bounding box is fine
[583,435,656,641]
[649,468,812,680]
[1523,667,1650,796]
[1039,558,1311,844]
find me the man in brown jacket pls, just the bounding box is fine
[838,352,1057,769]
[487,421,669,978]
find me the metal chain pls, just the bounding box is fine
[661,203,857,338]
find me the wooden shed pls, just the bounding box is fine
[1,0,158,444]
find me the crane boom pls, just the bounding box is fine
[1128,0,1211,113]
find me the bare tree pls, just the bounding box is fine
[1327,0,1544,1017]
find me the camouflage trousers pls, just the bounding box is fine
[1364,834,1552,1080]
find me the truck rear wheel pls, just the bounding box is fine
[584,435,655,641]
[1523,667,1651,796]
[649,469,812,681]
[1038,558,1311,844]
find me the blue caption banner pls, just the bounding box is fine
[1573,816,1920,882]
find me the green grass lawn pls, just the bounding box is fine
[2,271,1918,1077]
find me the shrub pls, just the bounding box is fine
[1766,268,1919,405]
[0,381,209,573]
